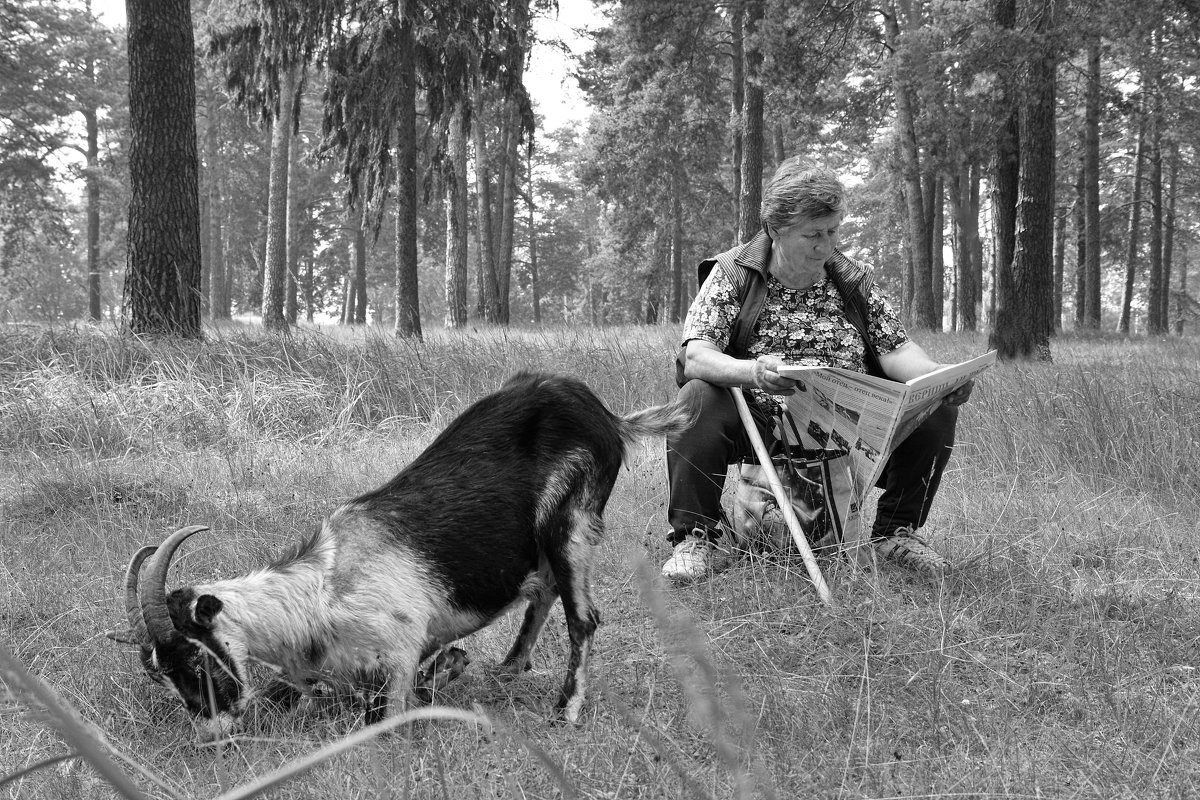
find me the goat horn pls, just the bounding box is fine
[140,525,210,646]
[122,545,158,646]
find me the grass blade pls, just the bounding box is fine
[0,752,78,789]
[0,642,159,800]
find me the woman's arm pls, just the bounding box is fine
[878,341,974,406]
[681,340,797,395]
[877,340,941,382]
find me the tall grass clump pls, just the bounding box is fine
[3,323,1198,800]
[961,335,1200,506]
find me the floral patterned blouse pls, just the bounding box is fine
[682,267,909,409]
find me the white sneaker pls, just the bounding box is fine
[661,535,731,583]
[873,528,949,577]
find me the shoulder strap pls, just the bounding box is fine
[709,249,765,359]
[825,250,884,378]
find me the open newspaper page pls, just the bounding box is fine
[772,351,996,554]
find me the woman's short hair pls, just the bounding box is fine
[760,158,845,229]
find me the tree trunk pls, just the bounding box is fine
[304,253,314,323]
[989,0,1056,361]
[393,16,422,339]
[1161,141,1178,330]
[1073,156,1086,329]
[84,98,102,322]
[970,163,984,323]
[887,5,936,329]
[730,0,744,245]
[496,99,519,324]
[1146,81,1165,334]
[527,138,540,324]
[1118,119,1145,334]
[992,0,1019,306]
[205,83,227,320]
[285,123,301,324]
[1081,37,1102,329]
[1053,206,1066,331]
[125,0,203,338]
[445,101,469,329]
[737,0,763,243]
[670,163,684,323]
[947,158,978,331]
[472,90,500,322]
[931,176,944,329]
[1173,249,1187,335]
[261,62,297,331]
[353,206,368,325]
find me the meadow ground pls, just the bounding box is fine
[1,322,1197,800]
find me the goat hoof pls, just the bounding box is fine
[552,697,585,726]
[413,647,471,702]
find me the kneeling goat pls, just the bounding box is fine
[112,372,691,742]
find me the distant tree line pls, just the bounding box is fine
[1,0,1198,358]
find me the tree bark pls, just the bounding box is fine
[1146,76,1165,334]
[989,0,1057,361]
[393,15,422,339]
[670,162,684,323]
[1161,141,1178,329]
[527,138,540,324]
[947,158,979,331]
[125,0,203,338]
[445,101,469,329]
[931,176,944,329]
[1053,205,1065,331]
[991,0,1019,313]
[730,0,744,245]
[1118,119,1145,335]
[205,82,227,320]
[472,91,500,323]
[887,5,936,329]
[737,0,763,243]
[352,205,368,324]
[261,62,297,331]
[1081,37,1102,329]
[496,99,519,324]
[84,90,102,322]
[285,123,301,324]
[1073,155,1086,329]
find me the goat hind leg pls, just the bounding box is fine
[546,514,601,723]
[500,563,558,675]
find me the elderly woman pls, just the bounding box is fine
[662,158,972,583]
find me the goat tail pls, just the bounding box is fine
[618,397,695,444]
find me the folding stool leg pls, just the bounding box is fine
[730,388,833,606]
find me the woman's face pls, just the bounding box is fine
[769,211,843,273]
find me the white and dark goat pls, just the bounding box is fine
[111,372,691,741]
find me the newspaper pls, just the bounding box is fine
[763,351,997,554]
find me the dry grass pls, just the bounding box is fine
[1,322,1198,799]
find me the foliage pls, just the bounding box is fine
[0,0,126,322]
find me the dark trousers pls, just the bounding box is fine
[665,379,958,545]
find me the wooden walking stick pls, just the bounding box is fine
[730,388,833,606]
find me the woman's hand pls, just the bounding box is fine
[942,379,974,407]
[751,355,797,395]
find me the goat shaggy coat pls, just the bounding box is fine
[115,372,692,741]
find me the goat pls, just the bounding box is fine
[110,372,692,742]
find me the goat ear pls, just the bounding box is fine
[193,595,224,628]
